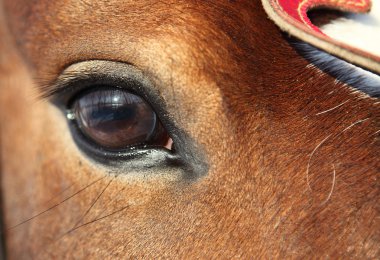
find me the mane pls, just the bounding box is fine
[294,41,380,98]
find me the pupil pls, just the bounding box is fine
[90,106,136,123]
[88,105,138,130]
[73,88,158,149]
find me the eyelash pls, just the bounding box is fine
[49,72,166,120]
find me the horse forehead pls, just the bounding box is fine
[5,0,259,41]
[4,0,275,93]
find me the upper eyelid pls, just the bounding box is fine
[38,60,157,100]
[40,71,97,99]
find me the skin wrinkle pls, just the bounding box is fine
[0,0,379,258]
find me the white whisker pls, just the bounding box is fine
[320,164,336,206]
[315,100,349,115]
[306,134,333,191]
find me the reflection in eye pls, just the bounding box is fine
[69,88,171,150]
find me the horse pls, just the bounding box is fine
[0,0,379,258]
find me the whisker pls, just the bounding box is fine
[55,204,130,242]
[36,198,129,257]
[306,117,372,193]
[71,176,115,228]
[8,176,106,230]
[41,183,76,207]
[92,185,128,220]
[71,205,129,233]
[320,164,336,206]
[306,134,332,191]
[315,100,349,115]
[340,118,370,133]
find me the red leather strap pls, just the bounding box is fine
[278,0,370,33]
[262,0,380,74]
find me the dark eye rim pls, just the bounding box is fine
[49,60,208,178]
[49,67,179,163]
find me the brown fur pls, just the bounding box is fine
[0,0,379,258]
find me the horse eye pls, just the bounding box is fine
[69,88,170,150]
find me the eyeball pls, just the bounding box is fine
[69,87,170,150]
